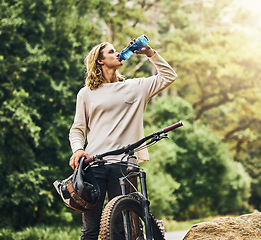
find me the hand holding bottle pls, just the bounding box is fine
[119,35,154,60]
[134,44,155,57]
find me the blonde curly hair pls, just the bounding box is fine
[84,42,124,90]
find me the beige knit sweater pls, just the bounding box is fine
[69,52,177,162]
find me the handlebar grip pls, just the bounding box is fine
[83,157,93,166]
[162,121,183,133]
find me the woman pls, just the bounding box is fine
[69,40,177,239]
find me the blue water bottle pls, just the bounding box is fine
[119,34,149,61]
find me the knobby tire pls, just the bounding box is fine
[100,195,165,240]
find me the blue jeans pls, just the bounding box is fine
[81,163,128,240]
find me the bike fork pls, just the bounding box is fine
[140,171,153,240]
[120,172,153,240]
[119,178,132,240]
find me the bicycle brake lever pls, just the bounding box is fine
[146,134,168,145]
[86,158,107,169]
[161,134,169,139]
[154,133,168,141]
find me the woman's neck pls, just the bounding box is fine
[102,68,118,83]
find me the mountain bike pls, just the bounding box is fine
[83,121,183,240]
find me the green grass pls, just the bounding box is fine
[0,216,226,239]
[0,225,82,240]
[162,216,221,232]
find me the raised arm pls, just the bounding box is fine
[136,47,178,101]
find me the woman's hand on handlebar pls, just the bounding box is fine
[69,149,90,170]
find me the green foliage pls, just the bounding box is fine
[140,0,261,214]
[0,225,81,240]
[143,96,251,220]
[140,136,180,218]
[144,1,261,179]
[0,0,259,230]
[0,0,100,228]
[0,0,151,229]
[235,132,261,210]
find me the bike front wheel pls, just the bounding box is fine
[100,195,165,240]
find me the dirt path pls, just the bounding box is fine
[165,230,188,240]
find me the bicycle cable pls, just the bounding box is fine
[118,136,165,193]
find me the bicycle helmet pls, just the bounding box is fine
[53,157,100,212]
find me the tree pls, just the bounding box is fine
[142,96,251,220]
[138,0,261,211]
[0,0,151,228]
[1,0,259,229]
[0,0,101,228]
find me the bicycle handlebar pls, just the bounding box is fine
[83,121,183,166]
[162,121,183,133]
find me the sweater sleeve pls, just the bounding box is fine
[140,52,178,102]
[69,90,87,153]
